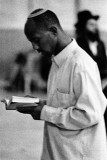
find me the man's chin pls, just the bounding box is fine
[41,52,52,58]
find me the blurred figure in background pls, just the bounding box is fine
[75,10,107,97]
[4,52,27,92]
[4,51,47,94]
[75,10,107,133]
[24,51,47,94]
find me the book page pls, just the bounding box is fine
[12,96,39,104]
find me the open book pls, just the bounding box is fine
[1,96,39,110]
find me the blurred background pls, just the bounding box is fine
[0,0,107,159]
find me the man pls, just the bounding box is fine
[75,10,107,97]
[17,8,107,160]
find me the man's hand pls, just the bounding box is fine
[31,99,46,120]
[16,99,46,120]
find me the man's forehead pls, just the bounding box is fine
[25,19,42,40]
[26,19,37,31]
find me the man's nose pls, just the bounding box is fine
[32,42,39,51]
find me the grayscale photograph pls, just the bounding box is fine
[0,0,107,160]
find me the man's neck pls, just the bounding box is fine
[54,34,72,56]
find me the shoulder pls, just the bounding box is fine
[72,45,97,72]
[65,39,97,72]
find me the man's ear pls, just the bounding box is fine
[49,26,57,35]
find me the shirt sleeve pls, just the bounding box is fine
[40,64,107,130]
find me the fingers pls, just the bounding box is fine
[16,105,36,114]
[24,95,36,98]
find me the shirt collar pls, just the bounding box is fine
[52,38,77,67]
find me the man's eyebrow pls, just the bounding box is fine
[28,37,36,42]
[29,36,39,42]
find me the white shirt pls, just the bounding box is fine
[40,39,107,160]
[89,40,98,56]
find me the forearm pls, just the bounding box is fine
[40,102,104,130]
[41,70,107,130]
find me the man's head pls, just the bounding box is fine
[24,9,63,57]
[75,10,100,41]
[85,18,100,41]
